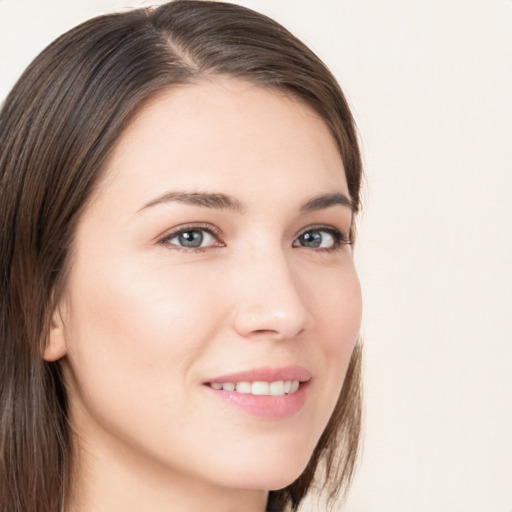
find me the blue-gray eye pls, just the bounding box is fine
[294,229,339,249]
[167,229,217,248]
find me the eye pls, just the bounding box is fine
[160,224,222,250]
[293,226,349,250]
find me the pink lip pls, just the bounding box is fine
[205,365,312,384]
[203,365,311,420]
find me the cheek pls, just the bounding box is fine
[68,250,222,347]
[306,264,362,423]
[309,263,362,356]
[62,252,228,416]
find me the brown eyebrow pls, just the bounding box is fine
[139,191,245,213]
[300,193,354,213]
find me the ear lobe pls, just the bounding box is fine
[43,305,68,362]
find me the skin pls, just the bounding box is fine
[46,79,362,512]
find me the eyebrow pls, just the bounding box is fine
[300,192,354,213]
[138,190,353,214]
[139,191,245,213]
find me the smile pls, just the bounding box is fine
[204,366,311,418]
[208,380,300,396]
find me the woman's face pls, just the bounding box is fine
[49,79,362,495]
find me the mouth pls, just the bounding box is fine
[203,366,311,419]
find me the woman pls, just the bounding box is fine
[0,1,363,511]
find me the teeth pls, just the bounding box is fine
[210,380,301,395]
[252,381,269,395]
[235,382,251,394]
[269,380,284,395]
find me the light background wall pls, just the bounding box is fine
[1,1,510,511]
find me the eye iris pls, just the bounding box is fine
[178,230,203,247]
[301,231,322,248]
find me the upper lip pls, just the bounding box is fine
[205,365,312,384]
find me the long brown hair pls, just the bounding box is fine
[0,2,363,511]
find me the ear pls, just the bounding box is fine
[43,304,68,362]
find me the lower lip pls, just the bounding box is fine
[204,382,309,419]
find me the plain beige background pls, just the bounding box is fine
[1,1,511,511]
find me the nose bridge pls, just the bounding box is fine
[231,243,311,340]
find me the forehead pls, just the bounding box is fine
[97,78,348,209]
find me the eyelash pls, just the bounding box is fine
[158,223,352,252]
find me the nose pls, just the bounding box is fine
[230,249,312,341]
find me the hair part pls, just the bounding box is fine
[0,2,363,511]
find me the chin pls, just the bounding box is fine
[226,470,305,493]
[214,449,312,491]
